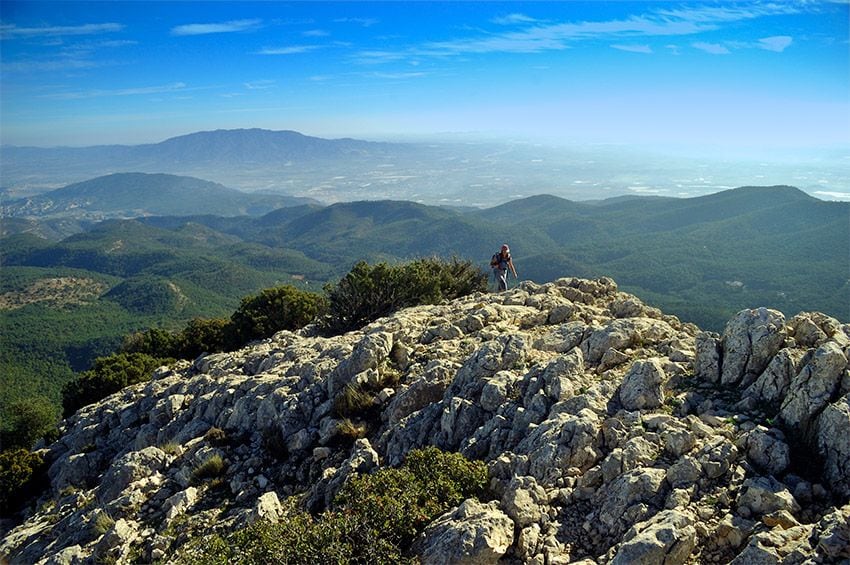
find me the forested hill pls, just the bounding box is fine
[1,172,315,220]
[1,185,846,436]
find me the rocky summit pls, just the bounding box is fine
[2,277,849,564]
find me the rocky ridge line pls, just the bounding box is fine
[1,277,848,564]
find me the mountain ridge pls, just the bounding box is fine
[2,277,848,563]
[1,172,317,220]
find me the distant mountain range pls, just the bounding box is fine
[8,128,841,205]
[1,172,317,224]
[1,129,416,198]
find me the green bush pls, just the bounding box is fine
[0,448,46,511]
[0,396,59,449]
[228,285,327,346]
[176,447,488,564]
[176,317,230,359]
[334,446,489,548]
[322,257,486,335]
[120,327,181,358]
[62,352,172,417]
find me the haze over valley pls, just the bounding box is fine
[3,129,849,206]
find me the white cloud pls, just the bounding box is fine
[171,19,261,36]
[367,71,427,79]
[303,29,330,37]
[43,82,188,100]
[758,35,793,52]
[333,17,379,27]
[491,13,539,25]
[611,44,653,54]
[692,41,731,54]
[255,45,320,55]
[244,80,275,89]
[0,22,124,39]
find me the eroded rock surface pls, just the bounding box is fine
[2,278,849,564]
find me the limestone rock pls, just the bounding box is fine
[619,359,666,411]
[779,341,848,436]
[415,499,514,565]
[611,510,696,565]
[736,476,800,517]
[719,308,786,387]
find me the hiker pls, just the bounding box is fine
[490,244,518,291]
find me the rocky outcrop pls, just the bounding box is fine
[2,278,848,564]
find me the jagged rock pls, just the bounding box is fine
[4,279,849,565]
[501,476,548,528]
[163,487,198,523]
[694,332,721,383]
[38,544,86,565]
[719,308,786,387]
[611,509,696,565]
[619,359,666,410]
[736,476,800,518]
[816,393,850,497]
[779,341,847,436]
[814,503,850,560]
[97,447,169,502]
[742,427,790,476]
[307,438,379,511]
[415,499,514,565]
[93,518,139,561]
[728,524,813,564]
[743,349,805,408]
[247,491,284,525]
[594,467,668,539]
[789,312,847,348]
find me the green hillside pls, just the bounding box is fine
[2,185,847,431]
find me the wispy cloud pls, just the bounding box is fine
[171,19,261,36]
[367,71,427,80]
[694,35,793,55]
[43,82,188,100]
[692,41,731,55]
[0,22,124,40]
[354,3,801,62]
[303,29,330,37]
[758,35,793,52]
[491,13,540,26]
[611,44,653,54]
[333,17,379,27]
[255,45,320,55]
[244,80,276,89]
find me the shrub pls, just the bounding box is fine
[62,352,172,417]
[177,317,230,359]
[0,448,46,511]
[228,285,327,346]
[91,510,116,536]
[322,257,486,335]
[334,446,489,549]
[175,448,487,564]
[204,427,228,447]
[120,327,180,357]
[333,383,375,418]
[191,454,227,485]
[1,396,59,449]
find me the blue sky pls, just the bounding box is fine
[1,1,848,150]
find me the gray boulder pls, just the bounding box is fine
[720,308,786,387]
[416,499,514,565]
[619,359,666,411]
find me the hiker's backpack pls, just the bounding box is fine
[491,252,509,268]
